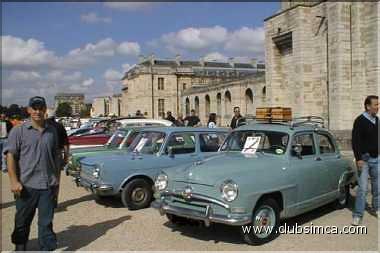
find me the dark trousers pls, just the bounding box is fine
[12,186,57,251]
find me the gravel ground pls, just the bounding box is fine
[1,172,379,251]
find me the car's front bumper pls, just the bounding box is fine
[152,191,251,226]
[74,177,114,196]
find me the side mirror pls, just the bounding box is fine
[293,144,303,159]
[167,146,175,158]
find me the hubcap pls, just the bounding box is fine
[253,205,276,239]
[131,187,146,203]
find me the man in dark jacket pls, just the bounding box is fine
[230,107,246,129]
[165,111,176,124]
[352,95,379,225]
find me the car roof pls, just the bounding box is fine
[139,127,229,134]
[236,123,330,134]
[116,118,174,126]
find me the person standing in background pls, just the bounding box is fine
[207,113,217,128]
[351,95,379,225]
[230,107,246,129]
[184,109,201,127]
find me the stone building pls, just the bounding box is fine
[264,0,379,131]
[54,93,84,116]
[91,96,110,117]
[182,74,266,126]
[120,56,265,119]
[91,94,122,117]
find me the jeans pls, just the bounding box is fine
[353,154,379,218]
[11,186,57,250]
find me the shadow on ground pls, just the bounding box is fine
[26,215,131,251]
[162,191,369,245]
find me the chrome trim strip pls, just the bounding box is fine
[161,190,230,209]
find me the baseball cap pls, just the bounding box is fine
[29,96,47,108]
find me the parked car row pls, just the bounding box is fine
[65,117,357,245]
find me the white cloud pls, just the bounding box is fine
[1,35,58,69]
[103,69,123,82]
[104,2,159,11]
[203,52,228,62]
[224,26,265,55]
[122,63,132,72]
[161,26,227,52]
[81,12,112,24]
[7,71,41,81]
[117,42,140,56]
[155,26,265,59]
[2,36,140,71]
[82,78,95,87]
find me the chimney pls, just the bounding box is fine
[138,54,145,63]
[175,54,181,66]
[149,53,155,65]
[228,57,235,68]
[250,58,258,68]
[199,56,205,67]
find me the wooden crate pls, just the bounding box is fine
[256,107,292,121]
[271,107,292,120]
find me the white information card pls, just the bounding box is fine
[241,136,261,155]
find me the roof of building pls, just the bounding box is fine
[55,93,85,97]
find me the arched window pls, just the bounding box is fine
[245,88,254,115]
[224,91,232,118]
[185,97,190,116]
[194,96,200,115]
[205,94,210,117]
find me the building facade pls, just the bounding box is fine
[91,94,122,117]
[54,93,85,116]
[182,75,266,126]
[91,96,110,117]
[121,56,265,118]
[264,0,379,131]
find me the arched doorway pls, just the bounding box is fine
[205,94,210,117]
[216,93,222,123]
[185,97,190,116]
[245,88,254,115]
[224,91,231,118]
[194,96,200,116]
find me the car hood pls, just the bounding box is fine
[80,152,159,171]
[167,152,286,186]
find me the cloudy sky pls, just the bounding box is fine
[1,2,278,107]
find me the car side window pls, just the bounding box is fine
[318,134,335,154]
[291,133,315,156]
[165,133,196,154]
[199,133,226,152]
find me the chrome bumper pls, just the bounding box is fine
[152,192,251,226]
[74,177,113,195]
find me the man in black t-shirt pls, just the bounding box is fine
[230,107,246,129]
[165,111,176,124]
[184,109,201,127]
[46,116,69,167]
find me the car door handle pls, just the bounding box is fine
[314,157,322,161]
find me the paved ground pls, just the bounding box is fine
[1,172,379,251]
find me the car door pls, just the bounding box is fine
[198,132,227,159]
[290,132,326,210]
[159,132,200,168]
[316,132,342,194]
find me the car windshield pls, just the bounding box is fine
[106,130,128,148]
[119,130,140,149]
[127,131,166,155]
[220,130,289,154]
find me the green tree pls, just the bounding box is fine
[55,102,72,117]
[80,104,91,118]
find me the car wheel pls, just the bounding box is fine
[335,184,350,209]
[121,178,153,210]
[241,198,280,245]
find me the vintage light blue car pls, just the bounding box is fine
[77,127,228,210]
[152,118,356,245]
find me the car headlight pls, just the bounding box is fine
[155,173,168,191]
[92,167,100,179]
[220,180,238,202]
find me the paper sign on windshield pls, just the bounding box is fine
[241,136,261,155]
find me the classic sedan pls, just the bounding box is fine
[77,127,228,210]
[66,127,141,177]
[152,121,356,245]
